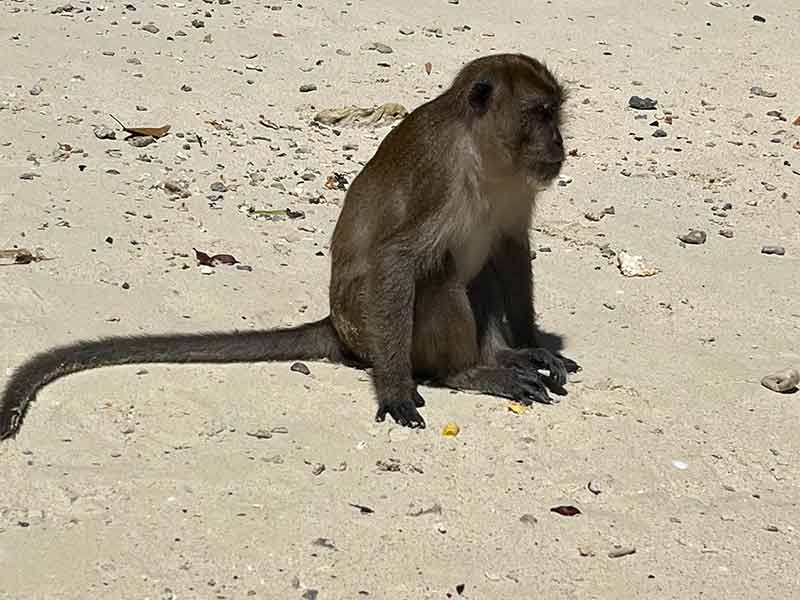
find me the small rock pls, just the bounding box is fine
[678,229,707,245]
[246,429,273,440]
[210,181,227,193]
[94,126,116,140]
[629,96,657,110]
[290,362,311,375]
[181,84,192,92]
[652,128,667,138]
[370,42,394,54]
[761,368,800,393]
[753,14,766,23]
[761,245,785,256]
[29,83,43,96]
[608,545,636,558]
[617,251,659,277]
[311,463,325,476]
[141,23,159,34]
[128,135,155,147]
[19,172,38,180]
[750,86,777,98]
[719,229,734,238]
[299,83,317,92]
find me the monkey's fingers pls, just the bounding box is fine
[413,390,426,407]
[522,348,569,386]
[375,400,426,429]
[556,353,582,374]
[513,369,559,405]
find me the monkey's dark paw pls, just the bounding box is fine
[414,390,426,407]
[556,353,581,374]
[507,368,556,406]
[376,398,426,429]
[498,348,569,386]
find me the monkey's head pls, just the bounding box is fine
[453,54,567,185]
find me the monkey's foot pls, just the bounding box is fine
[442,367,556,406]
[496,347,577,386]
[376,391,427,428]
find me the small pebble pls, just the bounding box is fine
[312,463,326,476]
[608,545,636,558]
[719,229,734,238]
[141,23,159,34]
[128,135,155,147]
[678,229,707,245]
[629,96,657,110]
[652,128,667,138]
[750,86,777,98]
[588,480,603,494]
[761,368,800,393]
[761,245,785,256]
[94,126,116,140]
[299,83,317,92]
[29,83,43,96]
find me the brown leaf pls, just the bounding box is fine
[0,247,51,265]
[793,114,800,126]
[424,62,432,75]
[109,114,171,138]
[550,505,582,517]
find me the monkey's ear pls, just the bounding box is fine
[468,80,493,115]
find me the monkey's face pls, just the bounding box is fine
[463,55,566,186]
[516,100,565,183]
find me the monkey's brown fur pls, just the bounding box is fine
[0,53,578,439]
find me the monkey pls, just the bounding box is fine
[0,53,579,440]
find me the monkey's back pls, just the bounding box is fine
[327,92,464,359]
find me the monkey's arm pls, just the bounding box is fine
[494,235,536,348]
[366,242,426,428]
[494,235,582,381]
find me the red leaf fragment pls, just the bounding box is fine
[425,62,432,75]
[193,248,239,267]
[550,505,582,517]
[193,248,214,266]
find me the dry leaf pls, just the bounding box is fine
[793,115,800,126]
[424,62,432,75]
[0,247,50,265]
[110,114,171,138]
[507,402,528,415]
[441,422,460,437]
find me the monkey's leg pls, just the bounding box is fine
[483,240,581,382]
[367,245,426,428]
[412,282,556,406]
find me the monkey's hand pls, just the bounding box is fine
[443,366,556,406]
[497,348,578,387]
[375,389,427,428]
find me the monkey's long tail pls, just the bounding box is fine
[0,316,347,441]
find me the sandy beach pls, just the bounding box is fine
[1,0,799,598]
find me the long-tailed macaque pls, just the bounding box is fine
[0,53,579,439]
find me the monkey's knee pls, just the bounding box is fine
[411,285,480,378]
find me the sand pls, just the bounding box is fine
[1,0,799,598]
